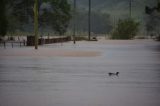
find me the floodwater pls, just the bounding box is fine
[0,40,160,106]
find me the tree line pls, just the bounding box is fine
[2,0,158,40]
[0,0,72,37]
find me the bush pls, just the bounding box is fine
[111,18,140,39]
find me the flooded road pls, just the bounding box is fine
[0,40,160,106]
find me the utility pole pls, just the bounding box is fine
[129,0,132,18]
[34,0,39,49]
[88,0,91,40]
[73,0,76,44]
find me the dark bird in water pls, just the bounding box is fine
[108,72,119,76]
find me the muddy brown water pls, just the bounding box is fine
[0,40,160,106]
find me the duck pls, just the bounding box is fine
[108,72,119,76]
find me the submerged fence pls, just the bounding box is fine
[0,40,26,48]
[27,36,71,46]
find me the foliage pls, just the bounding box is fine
[145,15,159,36]
[12,0,34,24]
[0,0,8,37]
[111,18,140,39]
[48,0,72,35]
[5,0,71,35]
[5,0,35,33]
[145,1,160,40]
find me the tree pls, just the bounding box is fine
[10,0,71,35]
[7,16,20,36]
[111,18,139,39]
[0,0,8,37]
[145,1,160,40]
[48,0,72,35]
[1,0,71,37]
[34,0,39,49]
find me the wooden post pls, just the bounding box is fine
[4,41,6,49]
[73,0,76,44]
[34,0,39,49]
[20,42,21,47]
[23,40,25,46]
[12,42,13,48]
[88,0,91,40]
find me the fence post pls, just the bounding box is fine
[23,40,25,46]
[20,42,21,47]
[12,42,13,48]
[4,41,6,49]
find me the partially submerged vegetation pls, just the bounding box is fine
[0,0,72,38]
[110,18,140,40]
[0,0,160,42]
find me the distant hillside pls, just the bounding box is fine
[68,0,158,34]
[68,0,157,18]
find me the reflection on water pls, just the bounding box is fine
[0,40,160,106]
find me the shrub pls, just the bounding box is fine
[111,18,140,39]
